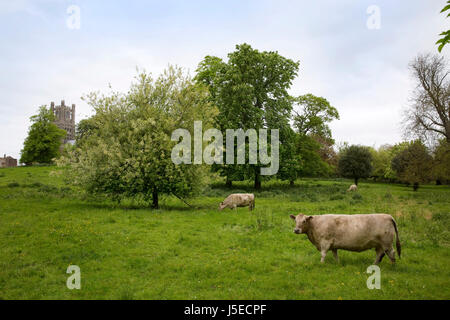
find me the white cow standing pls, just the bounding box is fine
[347,184,357,192]
[290,213,401,264]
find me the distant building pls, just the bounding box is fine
[50,100,75,144]
[0,154,17,168]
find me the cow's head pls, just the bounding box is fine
[290,213,313,234]
[218,202,226,210]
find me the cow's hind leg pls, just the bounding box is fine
[385,246,396,264]
[332,249,339,263]
[374,247,385,265]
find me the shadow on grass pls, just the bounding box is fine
[62,198,218,212]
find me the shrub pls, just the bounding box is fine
[384,191,393,200]
[352,193,363,201]
[432,212,450,223]
[425,223,442,247]
[57,67,216,209]
[307,193,319,202]
[329,194,344,201]
[259,191,277,198]
[38,184,59,193]
[7,182,20,188]
[338,145,373,185]
[29,182,43,188]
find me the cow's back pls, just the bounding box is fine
[223,193,254,207]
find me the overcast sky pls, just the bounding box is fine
[1,0,449,160]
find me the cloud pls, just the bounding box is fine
[1,0,449,161]
[0,0,47,18]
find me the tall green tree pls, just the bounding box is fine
[338,145,373,185]
[58,67,216,208]
[296,135,331,177]
[196,43,299,189]
[283,94,339,182]
[293,94,339,139]
[276,128,303,185]
[369,142,412,182]
[432,140,450,184]
[312,133,339,173]
[391,140,433,191]
[20,106,66,165]
[75,117,98,145]
[370,145,393,181]
[436,1,450,52]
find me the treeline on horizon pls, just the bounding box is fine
[19,44,450,207]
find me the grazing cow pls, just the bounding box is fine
[219,193,255,211]
[289,213,401,264]
[347,184,357,192]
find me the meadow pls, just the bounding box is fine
[0,166,449,300]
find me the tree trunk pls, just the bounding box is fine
[254,169,261,190]
[226,179,232,188]
[413,182,419,192]
[290,180,294,187]
[152,189,159,209]
[354,177,359,185]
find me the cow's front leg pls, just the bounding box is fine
[320,250,328,263]
[319,242,331,263]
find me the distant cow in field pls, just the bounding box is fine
[219,193,255,211]
[347,184,357,192]
[290,213,401,264]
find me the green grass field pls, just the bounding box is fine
[0,166,449,299]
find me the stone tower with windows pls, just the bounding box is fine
[50,100,75,143]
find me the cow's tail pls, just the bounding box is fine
[392,217,401,259]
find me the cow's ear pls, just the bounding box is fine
[290,214,296,220]
[306,216,313,221]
